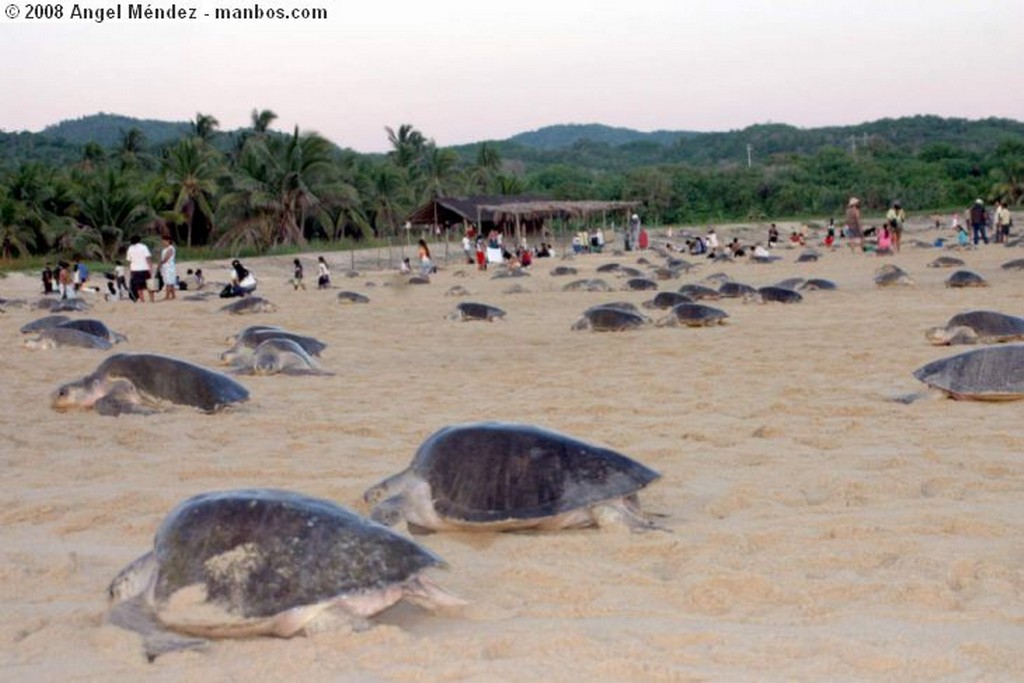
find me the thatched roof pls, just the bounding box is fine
[479,200,639,221]
[406,196,639,227]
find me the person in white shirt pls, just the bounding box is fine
[125,235,153,303]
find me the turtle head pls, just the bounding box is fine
[252,352,280,376]
[51,377,103,412]
[368,496,406,527]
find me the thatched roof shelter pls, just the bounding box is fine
[406,196,640,240]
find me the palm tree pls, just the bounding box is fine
[358,161,408,237]
[385,124,427,170]
[0,196,37,259]
[419,145,463,200]
[162,137,220,247]
[117,127,150,170]
[251,108,278,134]
[192,112,220,144]
[215,127,335,250]
[67,167,153,261]
[990,139,1024,205]
[469,142,502,192]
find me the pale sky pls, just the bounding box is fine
[2,0,1022,153]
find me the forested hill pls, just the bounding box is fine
[451,116,1024,171]
[5,113,1024,172]
[506,123,697,149]
[41,113,192,147]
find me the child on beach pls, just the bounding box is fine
[292,258,306,290]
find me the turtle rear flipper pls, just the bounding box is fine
[108,596,208,661]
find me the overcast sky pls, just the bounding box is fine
[2,0,1022,152]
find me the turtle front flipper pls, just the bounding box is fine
[591,498,671,533]
[108,595,208,661]
[95,380,154,416]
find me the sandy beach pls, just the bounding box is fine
[2,220,1024,682]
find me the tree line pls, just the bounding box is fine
[1,111,1022,262]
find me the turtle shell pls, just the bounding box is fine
[575,306,649,331]
[718,282,756,298]
[945,270,987,287]
[152,489,443,618]
[913,344,1024,400]
[410,423,660,523]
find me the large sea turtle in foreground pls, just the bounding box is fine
[925,310,1024,346]
[364,422,663,533]
[107,489,461,661]
[52,353,249,415]
[912,344,1024,400]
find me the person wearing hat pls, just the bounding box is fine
[885,201,907,253]
[968,198,989,245]
[845,197,864,253]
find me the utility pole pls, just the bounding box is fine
[746,144,753,168]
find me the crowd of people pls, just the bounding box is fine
[36,198,1017,302]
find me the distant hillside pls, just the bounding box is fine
[42,113,192,147]
[507,123,695,150]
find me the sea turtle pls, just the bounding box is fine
[874,264,914,287]
[19,314,71,334]
[56,318,128,343]
[219,297,278,314]
[799,278,838,291]
[596,263,621,273]
[407,276,431,285]
[446,302,507,322]
[364,422,663,533]
[677,283,721,300]
[702,272,731,285]
[775,277,805,290]
[336,291,370,304]
[642,291,694,310]
[623,277,658,291]
[1000,258,1024,271]
[232,338,333,376]
[912,345,1024,400]
[549,266,578,277]
[718,281,757,298]
[649,267,680,281]
[48,298,92,312]
[24,327,113,351]
[655,303,729,327]
[945,270,988,288]
[107,489,462,660]
[924,310,1024,346]
[751,286,803,304]
[562,278,613,292]
[928,256,965,268]
[221,328,326,364]
[225,325,284,345]
[615,266,645,278]
[52,353,249,415]
[666,258,694,271]
[796,250,820,262]
[444,285,471,297]
[571,305,651,331]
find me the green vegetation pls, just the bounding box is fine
[1,113,1022,268]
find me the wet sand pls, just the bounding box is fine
[2,221,1024,681]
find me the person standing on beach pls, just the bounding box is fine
[41,263,53,294]
[417,239,434,276]
[845,197,864,253]
[969,199,989,245]
[462,233,473,264]
[158,235,177,301]
[125,235,153,303]
[316,256,330,289]
[885,201,906,252]
[995,200,1012,243]
[292,258,307,290]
